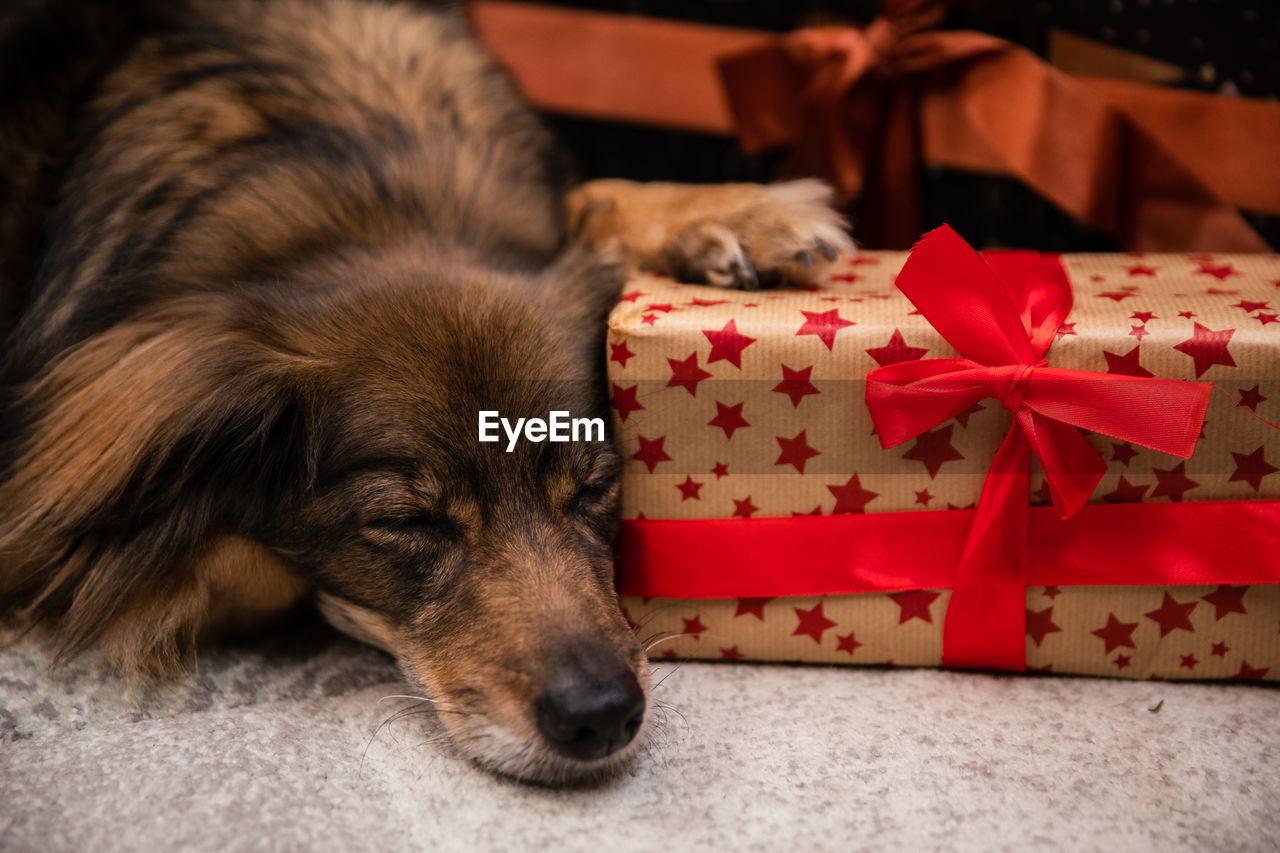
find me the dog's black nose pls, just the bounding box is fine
[535,668,645,761]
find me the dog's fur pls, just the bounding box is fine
[0,0,850,782]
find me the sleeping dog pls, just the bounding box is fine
[0,0,850,782]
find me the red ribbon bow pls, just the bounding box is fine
[864,226,1212,670]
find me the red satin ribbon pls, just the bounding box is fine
[863,226,1211,669]
[615,500,1280,598]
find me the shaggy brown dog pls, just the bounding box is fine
[0,0,850,782]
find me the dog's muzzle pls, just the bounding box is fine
[534,650,645,761]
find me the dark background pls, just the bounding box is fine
[518,0,1279,250]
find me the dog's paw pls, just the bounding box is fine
[663,180,854,290]
[567,178,855,290]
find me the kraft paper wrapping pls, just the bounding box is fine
[608,252,1280,679]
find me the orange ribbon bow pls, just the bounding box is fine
[720,0,1280,251]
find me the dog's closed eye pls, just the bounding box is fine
[365,513,451,536]
[361,512,457,549]
[571,481,618,516]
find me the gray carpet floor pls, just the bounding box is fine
[2,621,1277,852]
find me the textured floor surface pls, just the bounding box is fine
[2,621,1277,852]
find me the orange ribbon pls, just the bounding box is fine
[719,1,1280,251]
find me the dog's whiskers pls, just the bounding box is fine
[652,698,688,727]
[629,603,683,633]
[642,631,695,653]
[378,693,447,705]
[650,663,683,691]
[361,691,478,772]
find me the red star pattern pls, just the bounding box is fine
[1103,345,1155,378]
[792,602,838,644]
[640,314,658,326]
[795,309,855,350]
[1126,264,1158,276]
[953,403,984,428]
[666,352,712,396]
[618,290,644,303]
[1143,593,1198,637]
[734,598,773,620]
[902,424,964,478]
[609,253,1280,681]
[772,364,820,408]
[1173,323,1236,377]
[1201,585,1248,621]
[611,382,644,421]
[1092,613,1139,654]
[836,631,863,655]
[1026,606,1063,647]
[775,430,821,473]
[676,476,703,501]
[631,435,673,473]
[1231,300,1269,314]
[703,319,756,367]
[890,590,941,624]
[681,615,708,640]
[1232,662,1270,680]
[708,401,750,439]
[1196,262,1240,280]
[865,329,928,366]
[1229,446,1277,491]
[1103,475,1149,503]
[1152,461,1200,502]
[609,340,635,367]
[828,474,879,514]
[1112,442,1139,466]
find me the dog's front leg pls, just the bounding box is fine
[564,178,854,289]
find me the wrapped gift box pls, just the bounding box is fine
[607,229,1280,679]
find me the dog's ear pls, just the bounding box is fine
[529,248,627,394]
[537,247,627,331]
[0,294,319,667]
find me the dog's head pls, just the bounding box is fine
[0,246,647,783]
[281,250,649,782]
